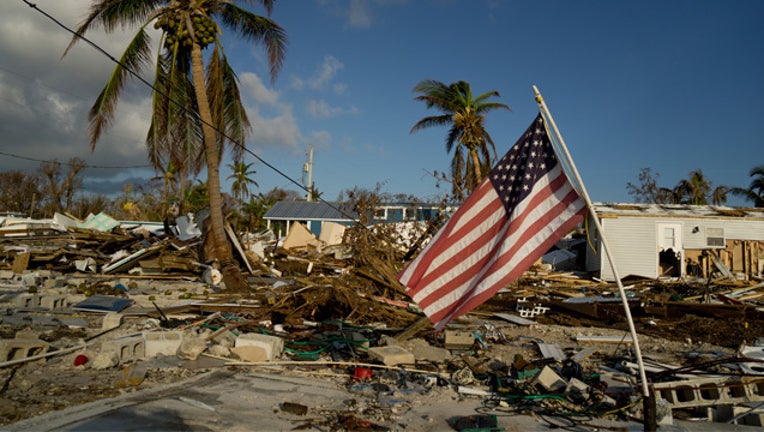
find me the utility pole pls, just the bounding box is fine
[303,144,314,201]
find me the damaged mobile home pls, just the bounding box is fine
[586,203,764,281]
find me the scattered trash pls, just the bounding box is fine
[1,210,764,430]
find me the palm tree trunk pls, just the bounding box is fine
[470,149,483,188]
[190,43,247,290]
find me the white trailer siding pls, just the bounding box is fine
[683,218,764,248]
[595,215,664,280]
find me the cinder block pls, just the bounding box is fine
[144,331,183,357]
[35,270,54,279]
[653,376,764,410]
[0,270,14,279]
[367,345,415,366]
[444,330,474,350]
[13,293,42,308]
[232,345,268,362]
[20,273,40,287]
[101,335,145,364]
[40,295,68,310]
[533,366,567,392]
[0,338,50,362]
[235,333,284,361]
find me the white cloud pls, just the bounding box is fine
[333,83,348,95]
[309,130,332,149]
[306,99,358,119]
[240,72,280,105]
[249,108,301,151]
[309,56,344,90]
[347,0,372,29]
[289,75,305,90]
[0,75,34,120]
[45,92,79,134]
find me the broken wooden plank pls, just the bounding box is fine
[395,316,432,343]
[225,223,254,275]
[102,241,167,274]
[709,249,735,280]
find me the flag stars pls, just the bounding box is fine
[487,115,561,215]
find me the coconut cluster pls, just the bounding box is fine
[155,13,217,49]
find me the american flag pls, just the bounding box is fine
[398,114,587,331]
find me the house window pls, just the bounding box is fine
[663,227,676,249]
[706,227,725,248]
[373,208,387,220]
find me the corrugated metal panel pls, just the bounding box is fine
[593,202,764,220]
[263,201,356,222]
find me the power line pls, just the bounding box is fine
[0,150,153,169]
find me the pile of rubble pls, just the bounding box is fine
[1,212,764,430]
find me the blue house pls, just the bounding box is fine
[263,201,451,237]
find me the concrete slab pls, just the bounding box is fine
[2,369,762,432]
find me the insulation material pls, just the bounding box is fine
[319,221,346,246]
[282,222,321,250]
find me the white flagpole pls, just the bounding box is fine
[532,86,652,402]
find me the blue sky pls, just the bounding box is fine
[1,0,762,206]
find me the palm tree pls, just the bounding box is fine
[664,169,728,206]
[64,0,286,290]
[150,161,180,205]
[411,80,510,201]
[673,169,713,205]
[730,164,764,207]
[227,161,258,210]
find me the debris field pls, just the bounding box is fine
[1,211,764,430]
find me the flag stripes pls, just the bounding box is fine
[398,114,586,330]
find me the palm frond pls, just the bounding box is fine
[410,115,451,134]
[206,46,251,162]
[65,0,163,55]
[217,3,287,82]
[88,26,153,148]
